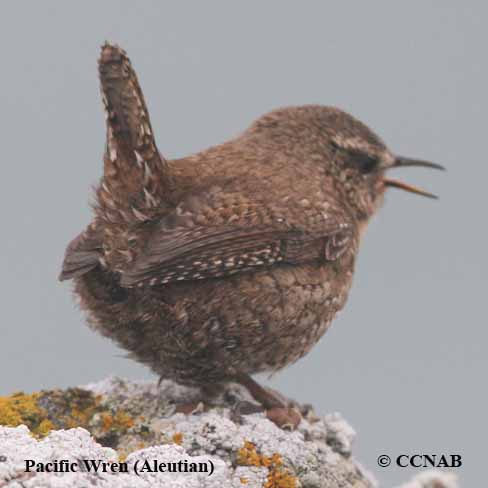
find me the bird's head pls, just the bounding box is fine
[326,108,445,220]
[248,105,444,221]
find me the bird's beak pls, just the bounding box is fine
[383,156,445,199]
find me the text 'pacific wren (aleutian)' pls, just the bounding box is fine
[60,43,443,428]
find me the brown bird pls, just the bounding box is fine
[60,43,443,428]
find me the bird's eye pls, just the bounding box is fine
[347,151,378,173]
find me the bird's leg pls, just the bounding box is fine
[174,384,223,414]
[234,373,301,430]
[158,376,221,415]
[201,382,226,402]
[235,372,285,409]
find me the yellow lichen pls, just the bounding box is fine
[36,419,55,437]
[172,432,183,445]
[68,407,93,428]
[63,391,102,429]
[237,441,297,488]
[0,392,54,438]
[240,476,249,484]
[0,388,135,443]
[52,390,134,437]
[0,394,24,426]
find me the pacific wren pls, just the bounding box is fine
[60,43,443,427]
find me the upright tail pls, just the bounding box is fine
[97,42,172,224]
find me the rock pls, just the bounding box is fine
[0,377,458,487]
[0,425,228,488]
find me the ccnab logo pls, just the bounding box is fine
[396,454,462,468]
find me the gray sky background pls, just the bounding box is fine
[1,2,486,486]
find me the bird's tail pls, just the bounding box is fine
[96,42,172,224]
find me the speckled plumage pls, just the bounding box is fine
[60,44,441,416]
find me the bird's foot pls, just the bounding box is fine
[233,373,302,430]
[266,406,301,430]
[173,401,206,415]
[229,398,301,430]
[260,385,320,422]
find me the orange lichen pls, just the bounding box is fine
[237,440,263,467]
[112,410,135,430]
[264,468,297,488]
[100,410,134,432]
[68,406,96,428]
[172,432,183,445]
[240,476,249,484]
[101,411,114,431]
[237,441,297,488]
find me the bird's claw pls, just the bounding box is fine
[266,406,302,430]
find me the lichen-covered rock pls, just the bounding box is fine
[0,425,228,487]
[0,377,458,487]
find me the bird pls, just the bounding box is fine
[59,43,443,428]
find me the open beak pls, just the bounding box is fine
[383,156,445,199]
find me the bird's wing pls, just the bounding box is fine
[59,224,103,281]
[120,191,354,287]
